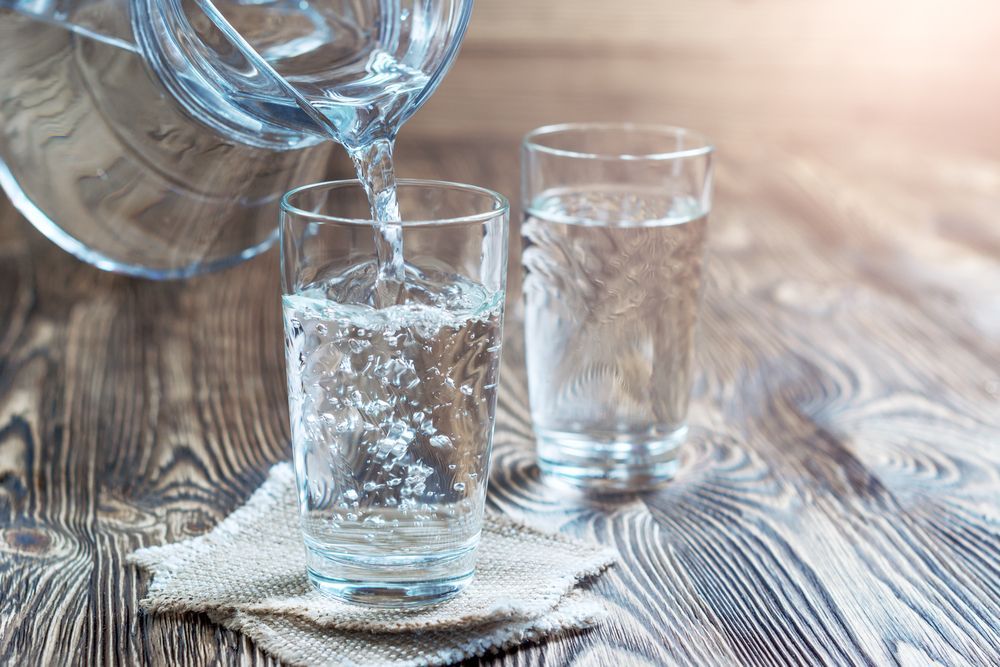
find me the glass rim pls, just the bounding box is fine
[281,179,509,227]
[522,122,714,161]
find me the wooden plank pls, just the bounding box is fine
[1,135,998,665]
[1,0,1000,663]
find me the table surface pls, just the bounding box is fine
[3,2,1000,665]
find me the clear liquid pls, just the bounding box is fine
[522,187,708,445]
[348,139,405,308]
[146,0,435,149]
[283,263,503,561]
[162,1,417,307]
[2,1,453,285]
[0,7,332,275]
[204,6,413,308]
[181,3,437,307]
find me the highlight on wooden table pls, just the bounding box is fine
[0,0,998,665]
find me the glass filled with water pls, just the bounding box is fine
[521,123,713,492]
[281,180,508,606]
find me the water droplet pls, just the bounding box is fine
[343,489,359,501]
[452,482,466,492]
[363,399,390,417]
[460,384,474,396]
[363,482,380,492]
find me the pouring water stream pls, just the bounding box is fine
[192,0,407,307]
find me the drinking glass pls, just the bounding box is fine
[521,123,713,492]
[281,180,508,606]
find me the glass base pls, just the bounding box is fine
[304,542,477,608]
[536,425,686,493]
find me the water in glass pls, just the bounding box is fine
[283,262,503,604]
[522,187,708,489]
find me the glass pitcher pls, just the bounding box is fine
[0,0,473,278]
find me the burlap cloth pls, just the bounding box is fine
[128,463,617,666]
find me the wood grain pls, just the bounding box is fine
[2,0,1000,665]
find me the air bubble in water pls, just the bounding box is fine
[282,270,503,566]
[429,434,452,448]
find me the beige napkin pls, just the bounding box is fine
[129,463,616,666]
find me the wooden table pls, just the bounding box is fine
[2,1,1000,665]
